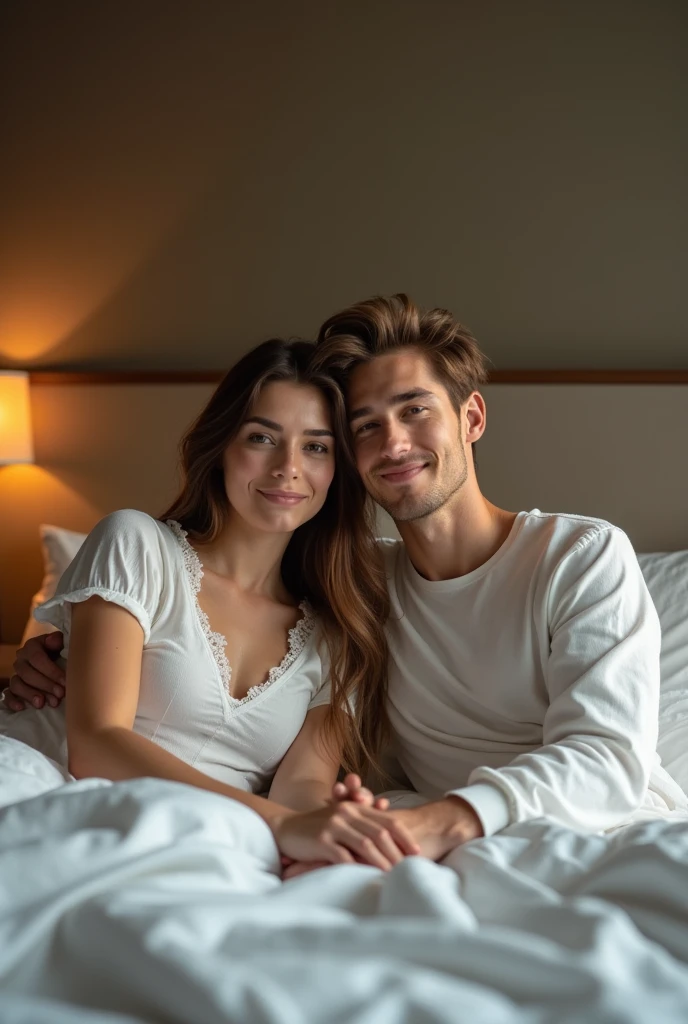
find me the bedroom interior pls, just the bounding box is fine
[1,1,687,1021]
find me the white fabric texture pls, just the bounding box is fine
[31,509,331,793]
[382,510,688,837]
[1,745,688,1023]
[638,550,688,793]
[21,523,87,643]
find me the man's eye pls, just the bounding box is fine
[355,422,377,435]
[406,406,426,416]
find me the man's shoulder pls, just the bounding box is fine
[521,509,625,551]
[519,510,635,581]
[375,536,405,574]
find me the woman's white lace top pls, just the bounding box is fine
[35,509,330,793]
[166,519,317,706]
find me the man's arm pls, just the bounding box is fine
[448,527,661,837]
[3,633,66,711]
[347,527,661,859]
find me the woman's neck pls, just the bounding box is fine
[192,511,293,602]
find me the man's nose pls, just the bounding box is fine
[378,420,411,459]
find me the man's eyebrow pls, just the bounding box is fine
[390,388,436,405]
[244,416,334,438]
[348,405,373,424]
[348,388,436,423]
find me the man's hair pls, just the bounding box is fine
[313,293,489,414]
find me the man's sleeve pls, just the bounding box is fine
[448,527,661,836]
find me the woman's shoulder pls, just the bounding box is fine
[97,508,162,531]
[85,510,178,562]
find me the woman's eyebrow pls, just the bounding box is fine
[244,416,334,437]
[245,416,283,431]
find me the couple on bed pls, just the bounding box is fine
[6,293,685,876]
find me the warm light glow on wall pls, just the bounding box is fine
[0,371,35,464]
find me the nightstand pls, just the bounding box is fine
[0,644,18,687]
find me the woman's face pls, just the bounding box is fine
[223,380,336,534]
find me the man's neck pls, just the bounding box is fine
[394,484,518,582]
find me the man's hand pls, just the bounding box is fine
[3,633,65,712]
[391,797,484,860]
[280,796,482,879]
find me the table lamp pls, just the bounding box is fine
[0,371,34,465]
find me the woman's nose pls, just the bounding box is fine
[272,443,300,478]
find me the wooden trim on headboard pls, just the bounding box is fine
[28,371,222,386]
[26,369,688,386]
[488,369,688,384]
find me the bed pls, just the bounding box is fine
[1,372,687,1022]
[1,745,688,1023]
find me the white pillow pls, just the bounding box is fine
[638,551,688,795]
[21,525,87,643]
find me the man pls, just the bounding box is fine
[6,295,685,860]
[313,293,685,857]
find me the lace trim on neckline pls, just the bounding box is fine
[166,520,316,706]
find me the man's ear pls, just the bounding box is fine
[464,392,486,444]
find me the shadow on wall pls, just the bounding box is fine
[2,2,687,371]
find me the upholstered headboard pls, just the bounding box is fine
[1,371,686,643]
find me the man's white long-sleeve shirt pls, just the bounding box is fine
[382,510,687,836]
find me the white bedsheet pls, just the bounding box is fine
[1,736,688,1024]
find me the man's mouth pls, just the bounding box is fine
[378,463,428,485]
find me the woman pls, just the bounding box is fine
[3,339,418,871]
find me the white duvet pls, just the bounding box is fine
[1,736,688,1024]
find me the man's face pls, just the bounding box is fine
[347,349,473,522]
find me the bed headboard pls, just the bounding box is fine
[1,371,686,643]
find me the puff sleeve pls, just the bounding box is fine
[34,510,166,648]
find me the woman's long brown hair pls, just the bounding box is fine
[160,339,390,777]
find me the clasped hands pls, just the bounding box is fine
[276,774,483,879]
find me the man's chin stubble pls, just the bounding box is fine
[374,489,447,522]
[373,469,469,523]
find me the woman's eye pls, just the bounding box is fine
[248,433,273,444]
[305,442,328,454]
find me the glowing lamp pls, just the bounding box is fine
[0,371,34,465]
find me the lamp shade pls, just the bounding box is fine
[0,371,34,465]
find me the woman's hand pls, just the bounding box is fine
[331,772,389,810]
[3,633,65,711]
[272,800,420,872]
[279,774,392,879]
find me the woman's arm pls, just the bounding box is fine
[66,597,293,826]
[67,597,418,869]
[269,714,388,813]
[268,706,341,811]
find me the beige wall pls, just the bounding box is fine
[1,380,686,644]
[1,1,686,372]
[1,3,686,642]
